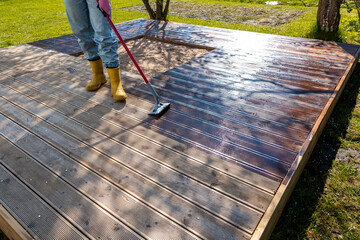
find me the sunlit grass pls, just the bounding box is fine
[0,0,145,48]
[2,0,360,48]
[307,158,360,239]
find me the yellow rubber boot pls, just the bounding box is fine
[86,59,107,91]
[107,67,127,101]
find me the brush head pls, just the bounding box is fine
[148,102,170,117]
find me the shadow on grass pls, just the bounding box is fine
[305,23,344,42]
[271,63,360,239]
[0,230,8,240]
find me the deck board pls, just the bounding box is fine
[0,81,274,206]
[0,83,256,239]
[1,19,359,239]
[0,139,89,240]
[0,56,282,191]
[0,100,204,240]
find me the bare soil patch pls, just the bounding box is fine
[335,149,360,171]
[122,1,306,26]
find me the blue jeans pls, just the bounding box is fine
[64,0,119,68]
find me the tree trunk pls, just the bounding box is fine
[156,0,163,20]
[142,0,155,19]
[354,0,360,20]
[142,0,170,21]
[317,0,342,33]
[163,0,171,19]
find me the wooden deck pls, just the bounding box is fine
[1,19,359,240]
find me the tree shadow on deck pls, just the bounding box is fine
[271,63,360,239]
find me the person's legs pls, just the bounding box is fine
[64,0,124,99]
[87,0,119,68]
[64,0,107,91]
[64,0,100,61]
[87,0,126,100]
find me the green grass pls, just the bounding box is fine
[0,0,147,48]
[308,159,360,239]
[0,230,6,240]
[2,0,360,47]
[0,0,70,47]
[1,0,360,240]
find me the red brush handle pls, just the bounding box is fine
[105,16,150,84]
[96,0,149,84]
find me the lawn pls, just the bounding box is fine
[0,0,359,239]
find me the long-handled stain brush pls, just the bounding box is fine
[97,1,170,117]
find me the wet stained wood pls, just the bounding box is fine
[2,60,286,186]
[4,70,290,179]
[149,73,322,130]
[1,69,281,192]
[1,19,359,240]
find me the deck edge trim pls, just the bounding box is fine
[250,47,360,240]
[0,203,34,240]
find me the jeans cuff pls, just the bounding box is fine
[88,56,101,61]
[105,62,120,68]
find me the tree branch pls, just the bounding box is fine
[354,0,360,20]
[163,0,171,20]
[142,0,156,19]
[156,0,163,20]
